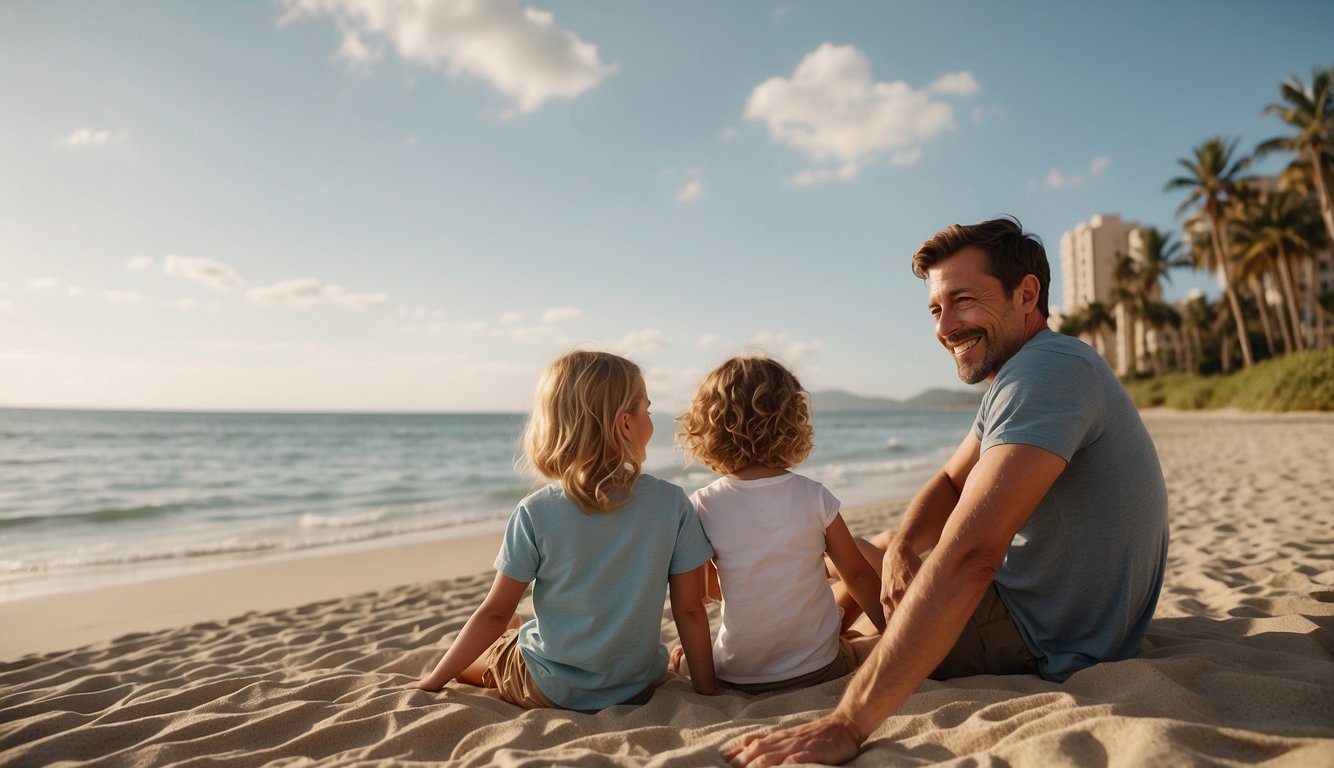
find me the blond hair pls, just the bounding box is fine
[523,350,645,514]
[677,356,813,476]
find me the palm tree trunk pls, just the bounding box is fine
[1274,244,1306,352]
[1313,259,1330,349]
[1307,147,1334,248]
[1247,276,1280,356]
[1209,218,1255,367]
[1265,267,1296,354]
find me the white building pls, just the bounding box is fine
[1059,214,1145,374]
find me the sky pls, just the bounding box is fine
[2,1,1331,413]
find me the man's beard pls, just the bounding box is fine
[948,331,1003,385]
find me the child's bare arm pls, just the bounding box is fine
[826,515,887,633]
[705,559,722,603]
[406,572,528,692]
[668,564,721,695]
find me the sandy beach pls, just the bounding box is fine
[2,410,1332,766]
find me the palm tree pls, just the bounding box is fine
[1110,252,1142,374]
[1258,67,1334,247]
[1167,137,1255,367]
[1140,300,1182,375]
[1233,188,1328,352]
[1058,302,1116,359]
[1178,291,1214,374]
[1133,227,1188,371]
[1233,234,1285,356]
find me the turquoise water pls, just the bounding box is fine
[0,407,974,599]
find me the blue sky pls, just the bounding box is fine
[2,1,1330,413]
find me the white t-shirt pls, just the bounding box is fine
[690,472,842,684]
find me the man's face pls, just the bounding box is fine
[925,245,1028,384]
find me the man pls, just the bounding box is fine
[728,216,1169,767]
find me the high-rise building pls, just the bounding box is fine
[1059,214,1143,374]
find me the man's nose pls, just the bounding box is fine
[936,306,959,338]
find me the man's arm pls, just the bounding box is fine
[727,443,1067,767]
[880,434,980,613]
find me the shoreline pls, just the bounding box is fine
[0,526,507,659]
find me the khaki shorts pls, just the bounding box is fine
[721,633,874,695]
[479,629,557,709]
[479,629,661,711]
[930,583,1039,679]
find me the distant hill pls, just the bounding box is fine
[810,387,984,413]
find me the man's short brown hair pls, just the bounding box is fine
[912,216,1051,318]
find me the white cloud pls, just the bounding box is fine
[508,324,560,344]
[0,282,10,313]
[26,277,60,292]
[695,333,721,349]
[246,277,383,309]
[1045,157,1107,190]
[499,312,523,325]
[66,285,85,298]
[746,332,823,361]
[126,255,154,271]
[281,0,617,114]
[56,129,124,147]
[608,329,669,356]
[541,306,582,323]
[927,71,980,96]
[324,284,388,309]
[791,163,859,187]
[676,179,703,203]
[745,44,976,184]
[719,126,738,143]
[163,254,245,293]
[103,290,146,304]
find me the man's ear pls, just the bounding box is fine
[1019,274,1040,312]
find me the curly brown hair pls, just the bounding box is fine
[677,356,814,475]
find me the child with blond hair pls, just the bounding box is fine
[407,350,719,709]
[675,356,885,693]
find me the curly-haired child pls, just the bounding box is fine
[674,356,885,693]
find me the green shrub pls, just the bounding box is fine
[1121,348,1334,411]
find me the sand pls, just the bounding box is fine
[2,410,1332,766]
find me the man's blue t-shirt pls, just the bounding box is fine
[976,329,1169,682]
[495,474,713,710]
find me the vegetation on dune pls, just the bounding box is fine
[1121,346,1334,411]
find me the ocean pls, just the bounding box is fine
[0,407,976,601]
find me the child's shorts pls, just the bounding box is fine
[720,633,873,695]
[479,629,662,710]
[479,629,557,709]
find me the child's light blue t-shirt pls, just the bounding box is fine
[494,474,713,710]
[976,330,1169,682]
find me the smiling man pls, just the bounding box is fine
[728,217,1170,767]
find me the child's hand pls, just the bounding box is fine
[695,682,724,696]
[405,677,446,692]
[668,644,687,673]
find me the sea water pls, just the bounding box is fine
[0,407,975,600]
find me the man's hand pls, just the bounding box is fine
[725,714,862,767]
[880,536,922,617]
